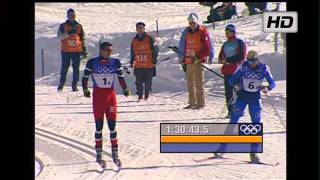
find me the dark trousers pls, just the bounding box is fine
[59,52,81,87]
[133,68,154,97]
[224,75,233,114]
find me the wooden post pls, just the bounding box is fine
[274,33,279,52]
[274,3,280,53]
[156,20,159,37]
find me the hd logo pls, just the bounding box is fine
[263,12,298,33]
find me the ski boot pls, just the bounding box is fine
[96,149,106,168]
[57,85,63,92]
[72,86,79,92]
[72,82,78,92]
[137,95,143,102]
[249,153,261,164]
[194,105,205,110]
[224,113,231,118]
[213,152,224,159]
[213,143,227,158]
[183,105,196,109]
[112,147,122,168]
[144,92,149,100]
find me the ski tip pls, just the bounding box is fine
[193,158,204,163]
[193,156,216,163]
[243,161,279,166]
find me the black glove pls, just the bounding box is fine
[153,66,156,77]
[68,26,77,35]
[83,88,91,98]
[182,64,187,72]
[123,88,131,97]
[153,59,157,65]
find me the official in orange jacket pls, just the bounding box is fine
[57,8,87,92]
[130,22,159,101]
[178,13,212,109]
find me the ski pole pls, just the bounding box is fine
[122,56,171,74]
[200,64,224,79]
[158,56,171,62]
[184,56,224,79]
[167,45,223,78]
[227,89,238,106]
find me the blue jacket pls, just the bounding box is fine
[82,56,127,90]
[229,61,275,100]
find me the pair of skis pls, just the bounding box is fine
[193,155,279,166]
[97,159,122,172]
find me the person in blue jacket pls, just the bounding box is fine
[215,50,276,163]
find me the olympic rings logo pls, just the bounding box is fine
[244,72,262,79]
[239,124,262,135]
[97,66,114,74]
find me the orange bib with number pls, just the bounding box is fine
[61,23,82,52]
[184,29,202,64]
[132,35,154,68]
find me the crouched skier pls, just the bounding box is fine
[82,42,131,168]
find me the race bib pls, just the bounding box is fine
[243,78,263,92]
[68,40,77,48]
[92,73,116,88]
[186,49,195,57]
[136,54,148,63]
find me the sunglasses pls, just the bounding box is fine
[247,59,258,64]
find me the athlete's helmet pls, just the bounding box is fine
[247,50,259,61]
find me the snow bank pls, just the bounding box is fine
[34,2,286,93]
[260,52,286,81]
[35,3,287,180]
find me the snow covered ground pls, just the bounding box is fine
[35,2,286,180]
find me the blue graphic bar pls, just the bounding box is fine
[160,143,262,153]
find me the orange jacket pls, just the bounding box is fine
[130,34,155,69]
[58,20,85,53]
[180,26,211,64]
